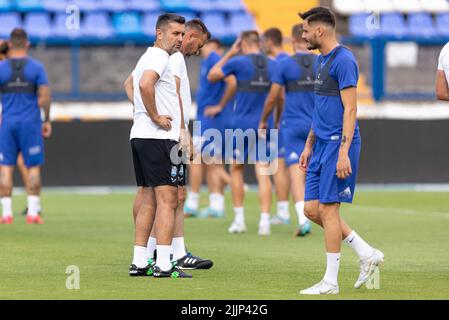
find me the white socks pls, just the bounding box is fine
[323,252,341,286]
[27,195,40,217]
[156,245,173,271]
[210,193,224,212]
[276,201,289,220]
[146,237,157,260]
[171,237,187,261]
[132,245,148,268]
[1,197,12,218]
[344,231,373,260]
[295,201,309,226]
[185,192,199,210]
[260,212,270,224]
[234,207,244,224]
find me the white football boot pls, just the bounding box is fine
[228,221,247,234]
[354,248,384,289]
[300,280,339,295]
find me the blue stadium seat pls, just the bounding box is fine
[24,12,52,39]
[160,0,190,12]
[380,13,408,37]
[69,0,101,12]
[113,12,143,38]
[82,12,114,39]
[408,13,435,38]
[128,0,160,12]
[98,0,127,12]
[176,11,197,21]
[217,0,246,12]
[187,0,216,13]
[42,0,68,12]
[348,13,378,38]
[0,0,13,12]
[0,12,21,38]
[202,12,229,39]
[142,12,159,37]
[53,12,82,39]
[229,12,257,36]
[15,0,44,12]
[436,13,449,36]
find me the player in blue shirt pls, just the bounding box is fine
[0,29,52,225]
[260,23,316,237]
[184,39,233,218]
[207,31,278,235]
[296,8,383,295]
[261,27,292,227]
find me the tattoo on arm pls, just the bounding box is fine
[341,135,347,147]
[306,128,316,148]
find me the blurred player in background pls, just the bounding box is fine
[0,29,51,225]
[260,23,315,237]
[297,7,383,295]
[436,42,449,101]
[206,31,278,235]
[184,38,233,218]
[261,27,291,226]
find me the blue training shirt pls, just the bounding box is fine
[274,52,290,62]
[221,53,278,129]
[272,52,316,131]
[0,57,49,123]
[313,46,361,142]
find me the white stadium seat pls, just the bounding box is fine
[392,0,422,13]
[419,0,449,13]
[365,0,395,13]
[333,0,366,15]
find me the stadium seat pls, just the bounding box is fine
[392,0,422,13]
[15,0,44,12]
[365,0,395,13]
[53,12,82,39]
[24,12,52,39]
[0,0,13,12]
[113,12,143,38]
[98,0,127,12]
[420,0,449,13]
[160,0,190,12]
[380,13,408,37]
[42,0,68,12]
[142,12,159,37]
[128,0,160,12]
[408,13,435,38]
[176,12,197,22]
[82,12,114,39]
[229,12,258,36]
[0,12,21,38]
[202,12,229,39]
[333,0,367,15]
[187,0,216,12]
[69,0,101,12]
[348,13,378,38]
[436,13,449,36]
[217,0,246,12]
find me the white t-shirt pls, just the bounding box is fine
[169,51,191,127]
[130,46,180,141]
[438,42,449,87]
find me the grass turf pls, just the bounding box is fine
[0,191,448,300]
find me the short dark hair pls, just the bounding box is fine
[298,7,336,28]
[0,40,9,55]
[263,28,283,46]
[207,38,222,47]
[240,30,260,45]
[155,13,185,30]
[10,28,28,49]
[186,18,211,40]
[291,23,304,42]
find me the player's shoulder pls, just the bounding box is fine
[208,51,221,62]
[440,42,449,56]
[169,51,185,62]
[25,56,44,68]
[335,46,357,62]
[145,46,169,60]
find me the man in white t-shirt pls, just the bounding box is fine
[436,42,449,101]
[125,13,192,278]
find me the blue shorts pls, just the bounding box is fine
[230,127,277,163]
[0,121,44,167]
[280,125,309,167]
[194,115,231,160]
[305,138,361,204]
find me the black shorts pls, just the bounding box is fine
[131,138,187,188]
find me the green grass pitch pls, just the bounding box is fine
[0,191,448,300]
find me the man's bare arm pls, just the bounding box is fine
[204,75,237,117]
[139,70,172,130]
[207,39,241,83]
[174,76,185,129]
[436,70,449,101]
[38,85,51,122]
[274,88,285,128]
[124,74,134,104]
[339,87,358,151]
[259,83,283,126]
